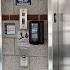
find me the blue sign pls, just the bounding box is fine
[16,0,31,5]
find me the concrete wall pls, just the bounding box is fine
[2,0,48,70]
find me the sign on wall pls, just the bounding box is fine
[5,23,16,35]
[17,30,30,49]
[16,0,31,5]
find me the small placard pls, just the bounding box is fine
[5,23,15,35]
[17,30,29,49]
[20,56,28,67]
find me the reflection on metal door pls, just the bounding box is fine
[59,0,70,70]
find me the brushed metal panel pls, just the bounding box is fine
[58,0,70,69]
[0,0,2,70]
[59,66,70,70]
[48,0,53,70]
[63,15,70,31]
[48,0,69,70]
[59,45,70,65]
[63,32,70,45]
[49,0,70,70]
[48,0,59,70]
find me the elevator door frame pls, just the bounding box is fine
[48,0,60,70]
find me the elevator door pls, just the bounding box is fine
[54,0,70,70]
[58,0,70,70]
[48,0,70,70]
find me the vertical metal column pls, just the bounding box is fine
[48,0,53,70]
[48,0,59,70]
[0,0,2,70]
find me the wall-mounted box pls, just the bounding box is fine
[20,9,27,29]
[29,21,44,45]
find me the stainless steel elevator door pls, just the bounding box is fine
[48,0,70,70]
[53,0,70,70]
[58,0,70,70]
